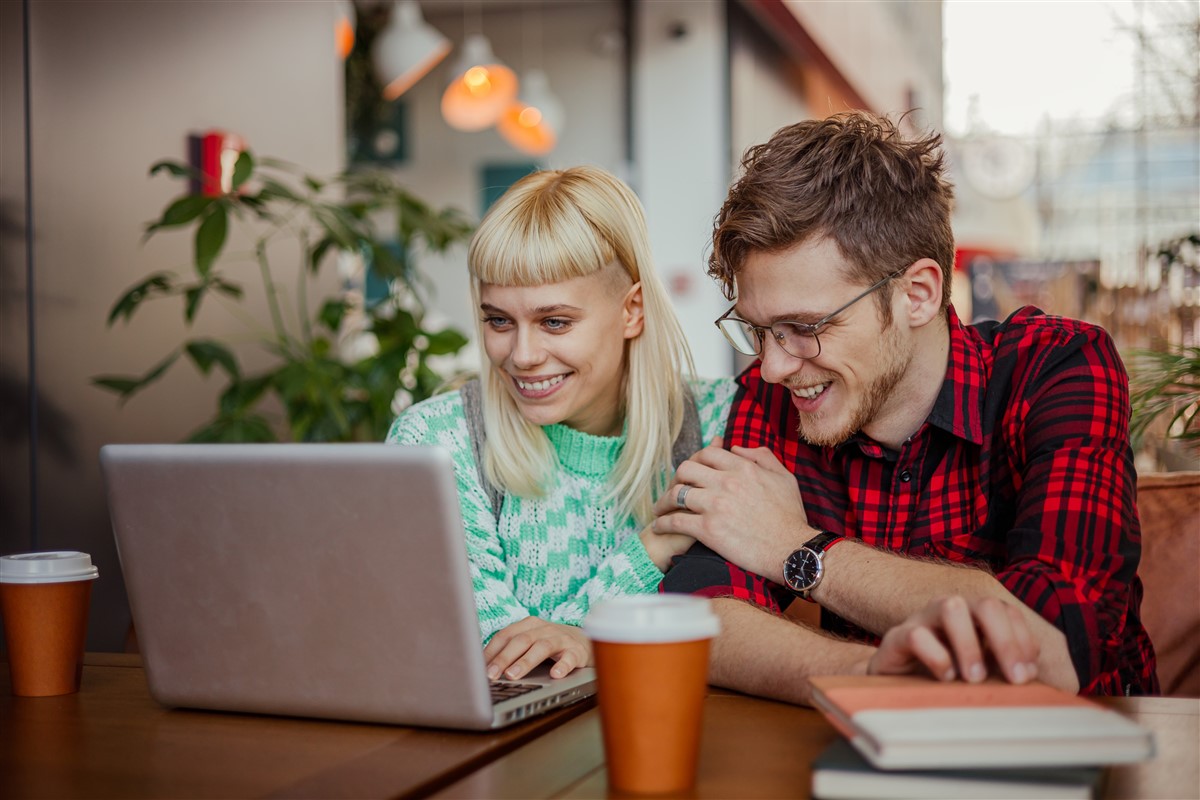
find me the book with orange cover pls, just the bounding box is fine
[808,675,1154,770]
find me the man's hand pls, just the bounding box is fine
[652,442,814,580]
[484,617,592,681]
[867,595,1041,685]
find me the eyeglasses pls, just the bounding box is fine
[714,267,908,359]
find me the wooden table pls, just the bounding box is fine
[2,655,1197,799]
[0,654,592,799]
[433,691,1200,799]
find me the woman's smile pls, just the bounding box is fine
[512,372,572,398]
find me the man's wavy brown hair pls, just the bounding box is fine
[709,112,955,319]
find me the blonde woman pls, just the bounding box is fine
[387,167,735,682]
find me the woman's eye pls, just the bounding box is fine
[482,316,511,329]
[543,318,571,331]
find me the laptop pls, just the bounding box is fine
[99,443,596,730]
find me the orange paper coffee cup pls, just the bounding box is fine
[584,595,720,795]
[0,551,98,697]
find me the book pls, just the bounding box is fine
[811,737,1105,799]
[808,675,1154,770]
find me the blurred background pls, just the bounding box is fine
[2,0,1197,652]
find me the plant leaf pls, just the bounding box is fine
[91,376,143,395]
[423,327,469,355]
[184,285,205,322]
[368,242,405,282]
[149,160,193,178]
[148,194,213,233]
[185,339,240,377]
[318,299,348,332]
[309,237,336,274]
[259,177,301,202]
[231,150,254,190]
[106,272,176,325]
[219,373,274,415]
[91,350,181,403]
[312,204,363,250]
[212,277,244,299]
[194,203,228,276]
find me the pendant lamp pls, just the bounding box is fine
[497,70,564,156]
[373,0,452,101]
[334,0,356,60]
[440,34,518,132]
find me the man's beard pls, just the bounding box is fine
[795,321,910,448]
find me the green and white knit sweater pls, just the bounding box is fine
[386,377,736,643]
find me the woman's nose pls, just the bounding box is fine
[510,328,546,369]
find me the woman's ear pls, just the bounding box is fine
[623,281,645,339]
[902,259,943,329]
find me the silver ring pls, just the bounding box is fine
[675,484,692,511]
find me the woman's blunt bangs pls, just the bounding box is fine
[468,169,628,289]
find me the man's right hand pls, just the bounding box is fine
[866,595,1041,685]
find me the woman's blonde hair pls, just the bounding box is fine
[468,166,694,524]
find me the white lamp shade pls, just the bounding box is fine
[373,0,452,101]
[497,70,564,156]
[440,34,518,132]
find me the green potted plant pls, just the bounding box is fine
[1127,233,1200,468]
[94,151,473,442]
[1129,344,1200,456]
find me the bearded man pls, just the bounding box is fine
[652,111,1157,704]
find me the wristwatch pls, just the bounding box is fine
[782,531,845,600]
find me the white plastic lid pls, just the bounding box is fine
[583,595,720,643]
[0,551,99,584]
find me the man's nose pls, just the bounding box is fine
[757,335,802,385]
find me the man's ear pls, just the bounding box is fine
[901,259,943,328]
[623,281,645,339]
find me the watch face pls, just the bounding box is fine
[784,547,822,593]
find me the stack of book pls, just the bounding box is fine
[808,675,1155,800]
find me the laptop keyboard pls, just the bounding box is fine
[490,681,541,704]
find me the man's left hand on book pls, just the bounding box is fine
[866,595,1040,685]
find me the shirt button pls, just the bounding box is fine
[899,470,912,483]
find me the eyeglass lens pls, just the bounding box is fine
[717,319,819,359]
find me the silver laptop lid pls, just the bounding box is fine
[102,443,510,729]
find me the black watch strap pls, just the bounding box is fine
[803,531,843,555]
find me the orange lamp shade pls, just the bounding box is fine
[497,70,564,155]
[440,34,517,132]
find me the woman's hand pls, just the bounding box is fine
[484,617,593,681]
[867,595,1041,685]
[639,522,695,571]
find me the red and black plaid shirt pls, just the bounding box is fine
[663,306,1158,696]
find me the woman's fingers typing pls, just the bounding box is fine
[484,617,592,681]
